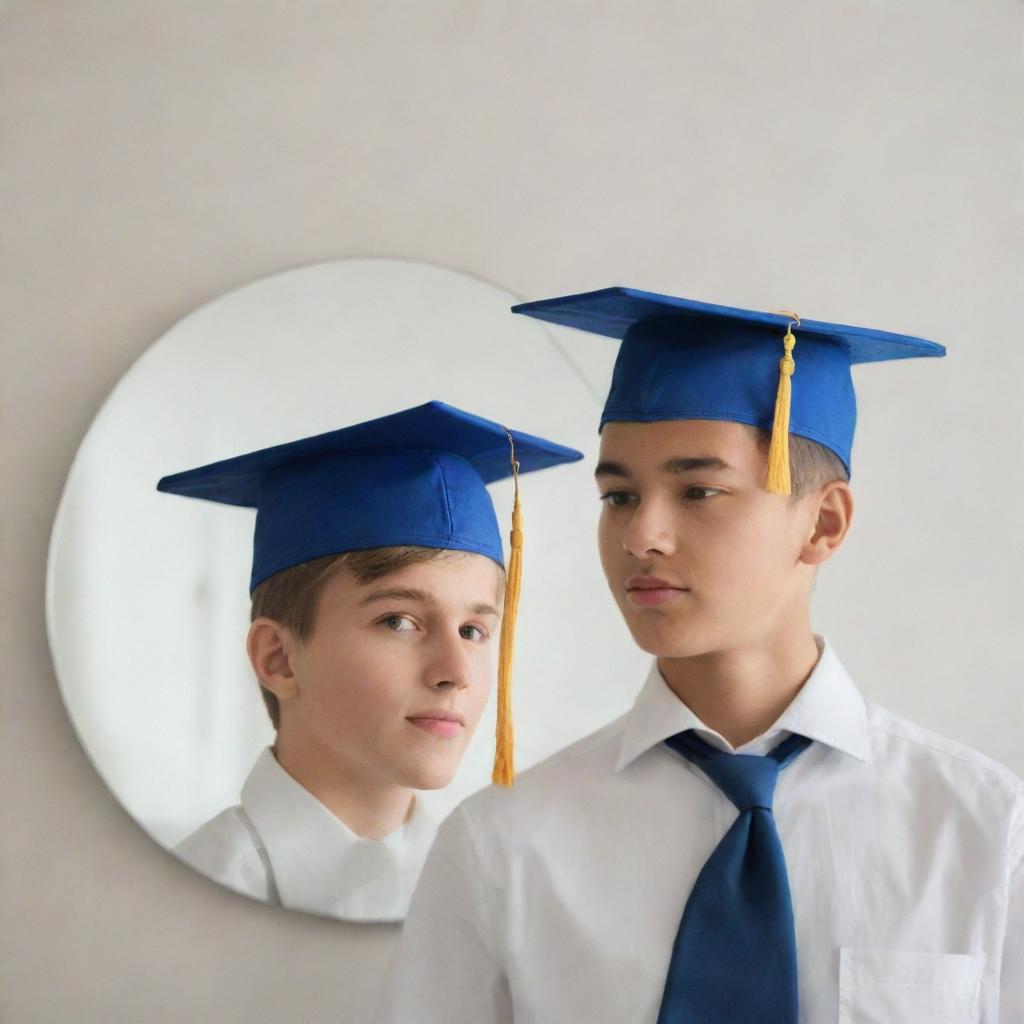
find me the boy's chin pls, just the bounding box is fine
[395,759,460,792]
[625,617,719,660]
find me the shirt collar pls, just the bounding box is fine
[240,748,437,921]
[614,637,870,772]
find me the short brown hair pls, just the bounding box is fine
[756,430,849,498]
[249,546,458,729]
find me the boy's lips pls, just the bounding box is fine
[625,575,690,606]
[407,710,464,738]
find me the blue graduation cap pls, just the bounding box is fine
[158,400,583,786]
[512,287,945,493]
[157,399,582,591]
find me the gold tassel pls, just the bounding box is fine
[765,314,799,495]
[492,432,522,787]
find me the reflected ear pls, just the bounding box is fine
[247,618,299,702]
[799,481,854,567]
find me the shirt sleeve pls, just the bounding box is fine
[373,802,512,1024]
[1000,786,1024,1022]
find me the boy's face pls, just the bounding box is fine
[596,419,823,659]
[284,553,501,791]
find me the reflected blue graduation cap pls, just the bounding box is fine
[157,400,583,593]
[158,400,583,788]
[512,287,945,492]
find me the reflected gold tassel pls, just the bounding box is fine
[765,313,799,495]
[493,431,522,787]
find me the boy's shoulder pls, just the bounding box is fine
[452,712,632,836]
[174,804,274,900]
[865,697,1023,794]
[863,700,1024,865]
[508,709,632,789]
[863,699,1024,850]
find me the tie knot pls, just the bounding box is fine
[702,754,779,811]
[664,730,813,812]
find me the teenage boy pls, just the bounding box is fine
[160,400,580,922]
[377,290,1022,1021]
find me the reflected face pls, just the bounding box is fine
[288,553,501,790]
[596,420,816,658]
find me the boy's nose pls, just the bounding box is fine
[427,632,473,691]
[621,498,676,559]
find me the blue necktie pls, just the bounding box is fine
[656,729,813,1024]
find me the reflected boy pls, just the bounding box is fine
[161,401,580,921]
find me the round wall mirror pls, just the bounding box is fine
[46,258,649,921]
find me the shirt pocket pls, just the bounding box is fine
[838,948,985,1024]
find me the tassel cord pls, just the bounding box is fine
[493,435,522,786]
[765,318,798,496]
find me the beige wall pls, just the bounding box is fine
[3,2,1021,1021]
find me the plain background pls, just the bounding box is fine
[3,2,1021,1022]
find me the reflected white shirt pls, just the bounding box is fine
[175,747,437,922]
[376,641,1023,1023]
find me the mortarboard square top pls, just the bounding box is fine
[512,286,945,479]
[158,400,583,592]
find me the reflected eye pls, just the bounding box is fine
[683,486,722,501]
[460,624,490,642]
[599,490,636,507]
[379,614,417,632]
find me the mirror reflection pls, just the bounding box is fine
[163,398,583,919]
[46,258,648,921]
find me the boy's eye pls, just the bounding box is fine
[599,490,636,507]
[683,486,722,501]
[380,614,416,632]
[460,624,489,642]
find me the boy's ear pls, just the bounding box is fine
[247,618,300,702]
[799,480,854,567]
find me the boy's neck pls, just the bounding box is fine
[270,737,414,841]
[656,627,821,750]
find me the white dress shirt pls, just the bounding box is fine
[175,747,437,922]
[376,641,1023,1022]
